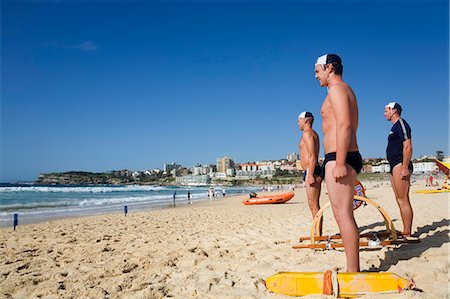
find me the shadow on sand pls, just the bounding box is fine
[368,218,450,272]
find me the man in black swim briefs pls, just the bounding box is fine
[298,111,323,235]
[315,53,361,272]
[322,151,363,178]
[384,101,414,237]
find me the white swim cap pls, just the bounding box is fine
[315,54,342,66]
[385,101,403,114]
[298,111,314,119]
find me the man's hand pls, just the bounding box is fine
[400,165,410,180]
[306,173,316,186]
[333,164,348,181]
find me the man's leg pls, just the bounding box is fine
[325,161,360,272]
[305,177,323,235]
[391,165,413,236]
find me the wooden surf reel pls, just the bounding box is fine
[294,181,418,250]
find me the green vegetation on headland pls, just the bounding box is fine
[35,171,175,186]
[35,170,398,186]
[35,171,303,186]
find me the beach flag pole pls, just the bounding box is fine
[13,213,18,230]
[124,205,128,216]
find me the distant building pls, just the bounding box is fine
[236,161,275,177]
[164,162,181,174]
[217,156,235,173]
[279,164,296,171]
[175,175,210,185]
[226,168,235,177]
[213,172,227,179]
[372,163,390,173]
[412,161,438,174]
[190,164,213,175]
[362,164,373,173]
[239,163,258,171]
[287,153,299,162]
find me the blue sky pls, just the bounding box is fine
[1,0,448,182]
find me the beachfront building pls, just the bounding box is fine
[175,175,211,185]
[362,163,373,173]
[190,164,212,175]
[212,172,227,179]
[164,162,182,175]
[412,161,438,174]
[217,156,235,173]
[226,168,235,177]
[372,162,390,173]
[236,161,275,178]
[287,153,299,163]
[295,160,303,171]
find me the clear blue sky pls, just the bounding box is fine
[1,1,448,182]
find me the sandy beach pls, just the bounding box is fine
[0,180,448,298]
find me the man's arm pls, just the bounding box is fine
[304,132,318,174]
[329,86,352,178]
[401,139,412,177]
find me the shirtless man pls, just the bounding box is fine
[298,111,323,235]
[384,102,414,237]
[315,54,363,272]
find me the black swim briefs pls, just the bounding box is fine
[322,151,363,178]
[389,161,413,175]
[303,165,323,181]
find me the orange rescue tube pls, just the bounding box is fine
[243,192,294,205]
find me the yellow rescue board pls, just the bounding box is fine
[265,272,414,297]
[415,189,450,194]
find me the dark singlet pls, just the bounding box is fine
[386,118,413,174]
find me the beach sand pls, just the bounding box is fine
[0,181,448,298]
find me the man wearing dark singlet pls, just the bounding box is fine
[384,101,414,237]
[298,111,323,235]
[315,54,362,272]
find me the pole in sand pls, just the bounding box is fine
[13,213,18,230]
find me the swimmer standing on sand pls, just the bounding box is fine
[384,101,414,237]
[315,54,363,272]
[298,111,323,236]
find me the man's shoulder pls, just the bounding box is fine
[328,81,350,92]
[328,83,352,101]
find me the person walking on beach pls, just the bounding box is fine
[222,188,226,197]
[187,191,192,205]
[384,101,414,237]
[315,54,363,272]
[298,111,323,235]
[173,191,177,207]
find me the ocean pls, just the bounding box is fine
[0,184,259,228]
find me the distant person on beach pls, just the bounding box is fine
[187,191,192,205]
[298,111,323,235]
[173,191,177,207]
[315,54,362,272]
[222,189,226,197]
[384,101,414,237]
